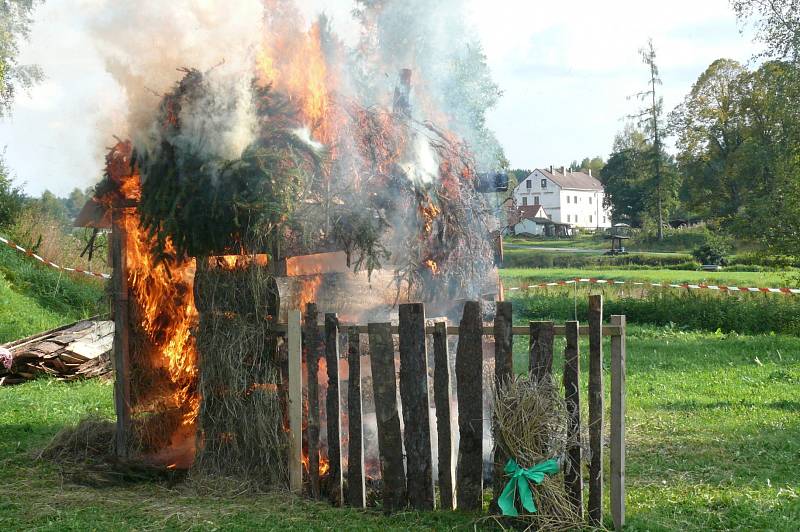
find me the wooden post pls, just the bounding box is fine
[491,301,513,513]
[432,321,454,510]
[325,313,343,505]
[110,209,130,458]
[398,303,434,510]
[368,322,406,513]
[529,321,555,381]
[288,310,303,493]
[346,327,365,508]
[563,320,583,518]
[610,315,626,530]
[304,303,322,499]
[456,301,483,510]
[588,295,604,526]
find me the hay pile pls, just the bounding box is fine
[192,256,288,488]
[493,375,584,531]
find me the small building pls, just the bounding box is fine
[512,166,612,230]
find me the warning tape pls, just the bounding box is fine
[504,277,800,295]
[0,235,111,279]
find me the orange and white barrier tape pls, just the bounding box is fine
[0,235,111,279]
[504,277,800,295]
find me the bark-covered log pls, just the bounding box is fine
[456,301,483,510]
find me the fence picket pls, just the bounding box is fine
[324,313,343,505]
[610,315,627,530]
[432,321,455,510]
[346,327,365,507]
[490,301,513,513]
[304,303,322,499]
[456,301,483,510]
[588,295,604,526]
[563,320,583,518]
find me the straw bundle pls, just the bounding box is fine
[493,374,584,531]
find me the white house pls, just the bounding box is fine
[512,166,612,229]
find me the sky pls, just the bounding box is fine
[0,0,759,197]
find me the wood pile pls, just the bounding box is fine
[0,319,114,385]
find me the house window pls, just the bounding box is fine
[603,216,606,224]
[526,180,532,189]
[522,197,528,206]
[534,196,539,205]
[566,196,570,204]
[589,196,593,204]
[567,214,570,222]
[589,215,593,223]
[541,179,547,188]
[574,195,578,203]
[575,214,579,223]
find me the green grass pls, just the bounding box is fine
[1,327,798,530]
[0,246,107,343]
[500,267,791,287]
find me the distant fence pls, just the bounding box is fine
[504,277,800,295]
[278,294,626,529]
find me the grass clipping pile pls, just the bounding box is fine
[493,374,583,531]
[193,256,288,488]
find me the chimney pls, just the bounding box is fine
[560,166,566,175]
[549,165,553,173]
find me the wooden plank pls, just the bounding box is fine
[269,324,623,337]
[325,313,343,505]
[432,321,455,510]
[110,210,130,459]
[588,295,604,526]
[529,321,555,381]
[288,310,303,493]
[304,303,322,499]
[563,320,583,519]
[456,301,484,510]
[610,315,627,530]
[398,303,434,510]
[491,301,513,514]
[346,327,365,508]
[368,322,407,513]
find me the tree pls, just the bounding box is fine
[669,59,750,220]
[578,156,605,175]
[599,126,651,226]
[732,0,800,62]
[0,155,24,228]
[1,0,43,117]
[631,39,672,240]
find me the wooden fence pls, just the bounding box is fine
[281,294,626,529]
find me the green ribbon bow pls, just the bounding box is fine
[498,458,560,516]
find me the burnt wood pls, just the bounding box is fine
[456,301,483,510]
[325,313,343,505]
[368,322,407,513]
[432,320,454,510]
[304,303,322,499]
[398,303,435,510]
[563,320,583,518]
[346,327,365,507]
[588,295,604,525]
[490,301,513,513]
[529,321,555,381]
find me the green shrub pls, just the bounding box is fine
[692,234,732,266]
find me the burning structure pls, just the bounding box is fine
[78,0,507,485]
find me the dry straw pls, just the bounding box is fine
[492,373,584,531]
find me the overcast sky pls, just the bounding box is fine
[0,0,758,196]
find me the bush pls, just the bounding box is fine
[691,234,732,266]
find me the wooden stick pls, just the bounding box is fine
[610,315,627,530]
[529,321,554,381]
[304,303,321,499]
[398,303,434,510]
[563,320,583,518]
[491,301,513,514]
[110,209,130,458]
[456,301,483,510]
[368,322,406,513]
[288,310,303,493]
[432,321,454,510]
[588,295,604,526]
[346,327,365,508]
[325,313,343,505]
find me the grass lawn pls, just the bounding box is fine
[500,267,792,288]
[1,326,798,530]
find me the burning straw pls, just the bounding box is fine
[491,375,584,531]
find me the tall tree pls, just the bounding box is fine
[0,0,43,117]
[632,39,670,240]
[732,0,800,62]
[600,126,651,226]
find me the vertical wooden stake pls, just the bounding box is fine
[346,327,365,508]
[110,209,130,458]
[563,320,583,518]
[398,303,434,510]
[369,322,407,513]
[432,321,455,510]
[325,313,343,505]
[529,321,555,381]
[288,310,303,494]
[490,301,513,514]
[304,303,322,499]
[610,315,626,530]
[456,301,484,510]
[588,295,604,526]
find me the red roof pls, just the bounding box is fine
[508,204,548,225]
